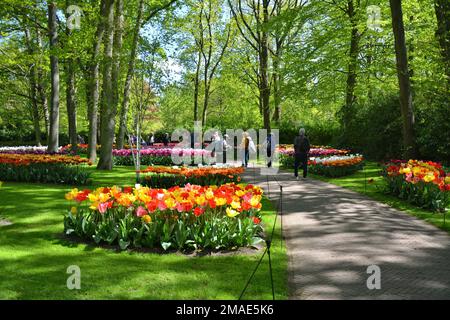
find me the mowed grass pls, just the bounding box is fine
[308,161,450,233]
[0,166,287,299]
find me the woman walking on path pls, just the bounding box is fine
[294,128,310,179]
[241,132,250,167]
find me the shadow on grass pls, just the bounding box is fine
[0,176,287,300]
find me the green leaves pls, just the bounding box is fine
[0,163,92,185]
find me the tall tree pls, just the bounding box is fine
[24,27,42,146]
[47,2,60,153]
[111,0,123,115]
[228,0,273,132]
[116,0,177,149]
[193,0,231,127]
[86,0,107,162]
[97,0,116,170]
[271,0,304,124]
[65,0,78,150]
[434,0,450,87]
[329,0,362,129]
[390,0,416,158]
[35,26,49,137]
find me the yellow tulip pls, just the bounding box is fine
[142,215,152,223]
[88,193,99,202]
[235,190,245,197]
[215,197,227,206]
[231,201,241,210]
[89,202,99,211]
[226,207,240,218]
[423,174,435,183]
[99,193,111,203]
[205,189,214,200]
[195,195,206,206]
[165,197,177,209]
[70,207,77,215]
[65,188,79,201]
[250,196,261,207]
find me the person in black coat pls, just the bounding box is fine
[162,133,170,147]
[293,128,310,179]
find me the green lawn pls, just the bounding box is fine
[0,166,287,299]
[307,161,450,233]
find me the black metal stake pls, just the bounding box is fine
[266,239,275,300]
[280,185,283,250]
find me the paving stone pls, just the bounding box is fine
[242,167,450,300]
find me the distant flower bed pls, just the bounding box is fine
[140,165,244,188]
[0,154,92,185]
[279,145,359,177]
[0,146,64,155]
[383,160,450,212]
[64,183,264,251]
[308,154,364,177]
[277,145,350,157]
[113,148,212,166]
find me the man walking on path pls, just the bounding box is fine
[294,128,310,179]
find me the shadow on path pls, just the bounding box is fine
[242,166,450,300]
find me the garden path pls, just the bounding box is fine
[242,166,450,300]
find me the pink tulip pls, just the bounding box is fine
[136,206,148,217]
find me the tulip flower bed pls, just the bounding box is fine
[140,165,244,188]
[383,160,450,212]
[0,154,92,185]
[64,183,264,251]
[308,154,364,177]
[279,144,363,177]
[278,145,349,157]
[0,146,66,155]
[279,146,350,169]
[113,148,212,166]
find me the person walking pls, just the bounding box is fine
[211,131,220,163]
[263,132,276,168]
[294,128,310,180]
[241,132,250,167]
[148,133,155,146]
[223,134,230,164]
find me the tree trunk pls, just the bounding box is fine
[111,0,123,113]
[202,83,210,126]
[434,0,450,87]
[272,42,281,124]
[260,0,271,132]
[24,28,42,147]
[65,61,77,148]
[390,0,416,158]
[47,2,60,154]
[87,0,107,162]
[193,50,202,123]
[343,0,360,128]
[65,2,77,150]
[117,0,143,149]
[35,27,49,137]
[97,0,116,170]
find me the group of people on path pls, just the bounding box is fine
[128,128,311,179]
[238,128,310,179]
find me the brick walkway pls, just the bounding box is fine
[242,166,450,300]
